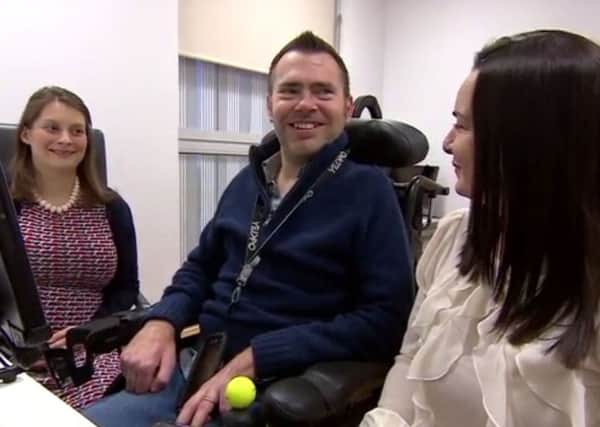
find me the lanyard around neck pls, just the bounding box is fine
[228,148,350,309]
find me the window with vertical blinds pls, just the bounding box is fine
[179,57,271,133]
[178,57,271,259]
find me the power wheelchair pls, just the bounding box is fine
[11,96,447,426]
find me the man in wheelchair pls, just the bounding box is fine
[84,31,413,427]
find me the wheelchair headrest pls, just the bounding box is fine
[260,118,429,168]
[0,124,108,185]
[345,118,428,167]
[352,95,383,119]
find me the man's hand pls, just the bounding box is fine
[120,319,177,394]
[47,326,75,349]
[176,347,256,427]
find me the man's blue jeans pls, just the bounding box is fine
[82,366,222,427]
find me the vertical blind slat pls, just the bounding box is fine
[179,58,269,260]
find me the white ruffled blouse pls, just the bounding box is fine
[361,209,600,427]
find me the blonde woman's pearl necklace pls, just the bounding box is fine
[34,177,80,214]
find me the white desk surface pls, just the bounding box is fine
[0,373,96,426]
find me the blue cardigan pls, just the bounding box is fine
[150,133,414,379]
[15,195,140,318]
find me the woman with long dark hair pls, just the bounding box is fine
[362,30,600,426]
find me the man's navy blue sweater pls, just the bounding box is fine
[150,133,413,379]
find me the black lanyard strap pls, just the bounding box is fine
[229,149,349,308]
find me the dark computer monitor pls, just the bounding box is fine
[0,161,51,360]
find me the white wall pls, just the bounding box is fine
[341,0,600,214]
[380,0,600,214]
[0,1,180,302]
[339,0,387,103]
[180,0,335,73]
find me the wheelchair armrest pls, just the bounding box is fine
[262,361,390,426]
[409,175,449,196]
[67,309,147,355]
[393,176,449,197]
[67,310,200,357]
[135,292,151,309]
[62,311,200,386]
[42,309,149,386]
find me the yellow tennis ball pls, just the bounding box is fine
[225,376,256,409]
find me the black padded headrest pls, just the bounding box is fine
[0,125,108,185]
[260,119,428,168]
[346,118,428,167]
[351,95,428,167]
[352,95,382,119]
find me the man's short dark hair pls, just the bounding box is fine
[268,31,350,96]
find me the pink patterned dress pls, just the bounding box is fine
[18,202,122,410]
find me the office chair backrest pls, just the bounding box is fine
[0,124,108,185]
